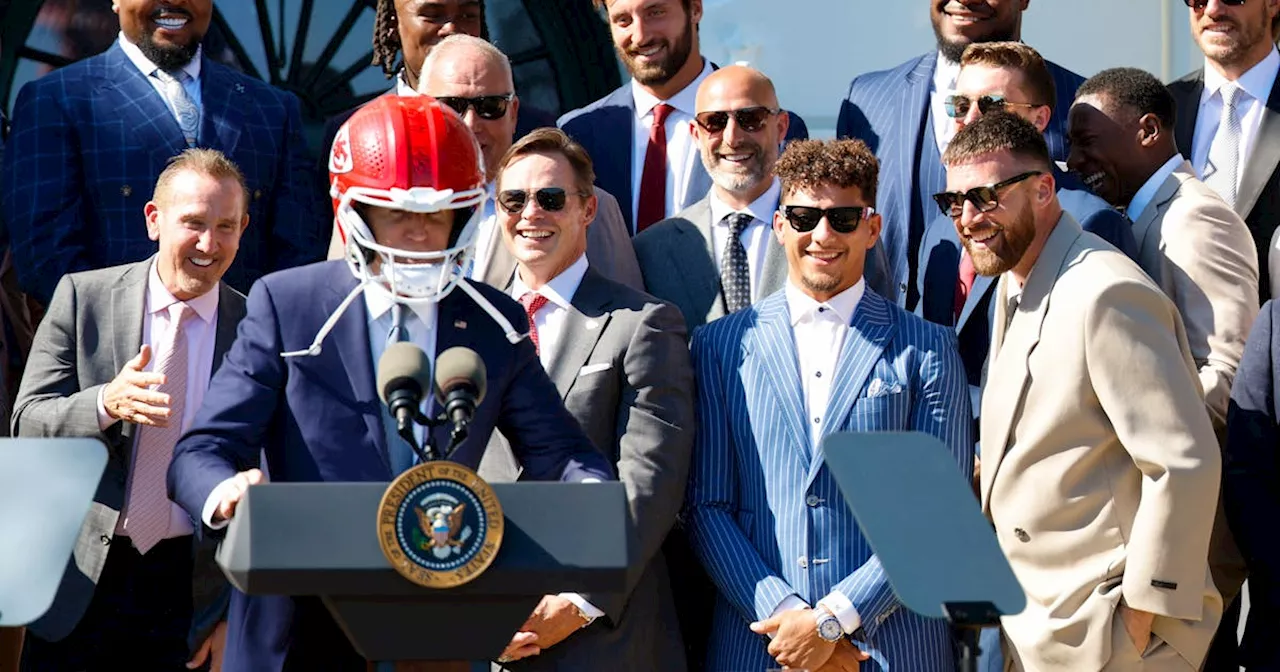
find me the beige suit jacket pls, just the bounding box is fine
[980,214,1222,671]
[1130,161,1259,436]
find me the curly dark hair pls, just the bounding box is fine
[372,0,489,79]
[773,139,879,205]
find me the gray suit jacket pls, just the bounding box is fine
[479,267,693,671]
[480,186,643,292]
[632,195,788,331]
[12,259,246,648]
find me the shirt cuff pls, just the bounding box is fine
[817,592,862,635]
[581,478,602,483]
[201,477,240,530]
[769,594,810,619]
[96,386,118,432]
[557,592,604,623]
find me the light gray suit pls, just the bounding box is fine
[12,259,245,647]
[480,267,693,671]
[480,186,643,292]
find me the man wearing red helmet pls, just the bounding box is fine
[165,94,615,671]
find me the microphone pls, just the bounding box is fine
[434,347,487,446]
[376,342,432,441]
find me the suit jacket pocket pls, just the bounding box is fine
[850,390,910,428]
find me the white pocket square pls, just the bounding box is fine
[578,363,613,376]
[865,378,902,398]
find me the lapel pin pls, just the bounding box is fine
[235,83,245,94]
[121,185,132,197]
[454,320,467,329]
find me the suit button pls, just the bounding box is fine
[99,534,110,546]
[120,185,132,197]
[798,556,808,569]
[1014,528,1030,543]
[806,495,821,507]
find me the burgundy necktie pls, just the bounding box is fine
[636,103,674,232]
[520,292,550,354]
[953,251,977,324]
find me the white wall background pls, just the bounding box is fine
[693,0,1206,137]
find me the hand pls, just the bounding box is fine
[750,608,836,670]
[518,595,588,651]
[1118,602,1155,654]
[212,469,265,524]
[817,640,870,672]
[103,345,170,426]
[496,630,539,665]
[186,620,227,671]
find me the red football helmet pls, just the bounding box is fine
[329,95,487,304]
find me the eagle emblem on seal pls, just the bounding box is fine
[416,503,467,550]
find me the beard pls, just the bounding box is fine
[962,200,1037,276]
[702,140,772,194]
[1199,13,1270,69]
[617,16,695,86]
[136,31,201,70]
[932,9,1018,63]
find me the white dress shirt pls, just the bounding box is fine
[117,32,203,129]
[932,53,962,155]
[201,286,440,529]
[1127,154,1186,221]
[768,279,867,635]
[100,262,220,540]
[630,59,715,229]
[508,253,604,621]
[1193,48,1280,185]
[396,71,418,96]
[709,179,781,302]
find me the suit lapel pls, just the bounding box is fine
[548,270,613,397]
[211,284,243,376]
[326,273,389,472]
[955,274,995,333]
[1173,71,1204,161]
[807,291,895,488]
[1239,73,1280,217]
[481,223,517,289]
[760,229,789,301]
[979,215,1082,510]
[685,199,727,322]
[99,44,185,165]
[1130,171,1181,251]
[198,59,243,155]
[110,261,150,455]
[597,87,638,231]
[743,296,811,468]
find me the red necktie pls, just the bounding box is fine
[520,292,550,354]
[953,251,977,324]
[636,103,674,232]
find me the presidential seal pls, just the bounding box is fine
[377,461,504,588]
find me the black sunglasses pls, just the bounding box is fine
[779,205,875,234]
[497,188,588,214]
[943,94,1042,119]
[932,171,1043,218]
[694,107,779,133]
[436,94,513,121]
[1182,0,1246,7]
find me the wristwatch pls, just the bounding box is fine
[814,607,844,642]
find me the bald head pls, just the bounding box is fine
[420,34,513,93]
[695,65,779,114]
[692,65,788,208]
[419,34,518,182]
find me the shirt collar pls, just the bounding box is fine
[1204,46,1280,104]
[363,286,438,331]
[933,52,961,93]
[785,278,865,327]
[510,254,589,310]
[395,70,420,97]
[631,58,713,120]
[146,259,218,322]
[118,31,202,81]
[710,179,782,227]
[1127,153,1184,218]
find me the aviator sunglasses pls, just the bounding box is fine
[932,171,1043,218]
[779,205,876,234]
[436,94,514,121]
[497,188,589,214]
[694,107,779,133]
[943,94,1042,119]
[1182,0,1246,7]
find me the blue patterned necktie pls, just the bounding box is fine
[154,68,199,147]
[721,212,753,314]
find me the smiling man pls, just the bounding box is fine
[13,148,250,671]
[836,0,1083,311]
[0,0,323,308]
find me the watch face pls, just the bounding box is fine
[819,617,844,641]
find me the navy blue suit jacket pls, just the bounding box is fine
[0,42,324,306]
[1225,299,1280,669]
[166,261,613,670]
[558,66,809,233]
[837,52,1084,310]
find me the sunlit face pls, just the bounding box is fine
[605,0,702,87]
[394,0,484,82]
[774,184,881,302]
[114,0,212,70]
[930,0,1027,62]
[145,169,248,300]
[420,45,518,181]
[1066,94,1142,208]
[944,152,1049,276]
[694,74,788,198]
[498,151,596,283]
[1190,0,1280,70]
[952,63,1049,132]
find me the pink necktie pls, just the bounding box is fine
[124,303,192,554]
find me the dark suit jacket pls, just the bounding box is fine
[0,42,324,306]
[558,63,810,233]
[837,52,1084,309]
[1225,299,1280,668]
[481,268,693,670]
[11,259,245,650]
[166,260,614,670]
[1171,69,1280,302]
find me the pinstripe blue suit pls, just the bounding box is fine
[0,41,324,306]
[836,52,1083,310]
[687,288,972,672]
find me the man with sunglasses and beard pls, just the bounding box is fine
[686,138,972,672]
[408,35,642,292]
[946,112,1224,672]
[559,0,807,236]
[836,0,1083,313]
[1,0,323,308]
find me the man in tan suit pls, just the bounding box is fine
[940,112,1223,671]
